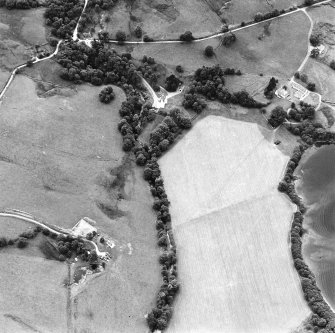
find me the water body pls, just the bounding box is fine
[297,145,335,309]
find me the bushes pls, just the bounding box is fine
[45,0,84,38]
[289,103,316,122]
[268,106,287,128]
[183,65,264,111]
[165,75,182,92]
[179,31,194,42]
[0,0,39,9]
[310,34,321,47]
[264,77,278,99]
[99,86,115,104]
[204,45,214,57]
[138,56,159,88]
[330,60,335,70]
[254,9,280,23]
[170,108,192,129]
[115,30,127,42]
[221,33,236,47]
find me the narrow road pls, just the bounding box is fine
[72,0,89,41]
[297,9,314,73]
[105,0,332,45]
[0,40,63,102]
[0,209,108,258]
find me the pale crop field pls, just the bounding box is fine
[160,116,310,333]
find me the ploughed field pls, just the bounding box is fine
[160,116,310,333]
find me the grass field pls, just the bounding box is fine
[0,253,68,333]
[0,73,161,332]
[160,116,310,333]
[0,8,47,91]
[94,0,223,40]
[115,11,309,78]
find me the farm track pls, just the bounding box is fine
[0,209,108,258]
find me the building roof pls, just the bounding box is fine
[72,217,97,237]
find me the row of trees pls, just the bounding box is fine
[118,95,148,152]
[129,108,192,332]
[278,143,335,332]
[254,9,282,23]
[134,113,193,330]
[286,120,335,145]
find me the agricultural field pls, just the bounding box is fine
[160,116,310,333]
[0,71,161,332]
[115,11,309,78]
[0,7,47,91]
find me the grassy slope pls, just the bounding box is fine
[160,116,310,333]
[0,74,161,332]
[0,253,68,333]
[0,8,47,90]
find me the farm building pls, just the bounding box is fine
[72,217,97,237]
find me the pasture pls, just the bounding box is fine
[0,73,161,332]
[160,116,310,333]
[0,253,68,332]
[100,0,222,40]
[115,11,309,78]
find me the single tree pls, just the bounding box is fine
[115,30,126,42]
[204,45,214,57]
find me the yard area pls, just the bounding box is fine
[160,116,310,333]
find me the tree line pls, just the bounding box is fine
[278,143,335,332]
[183,64,265,113]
